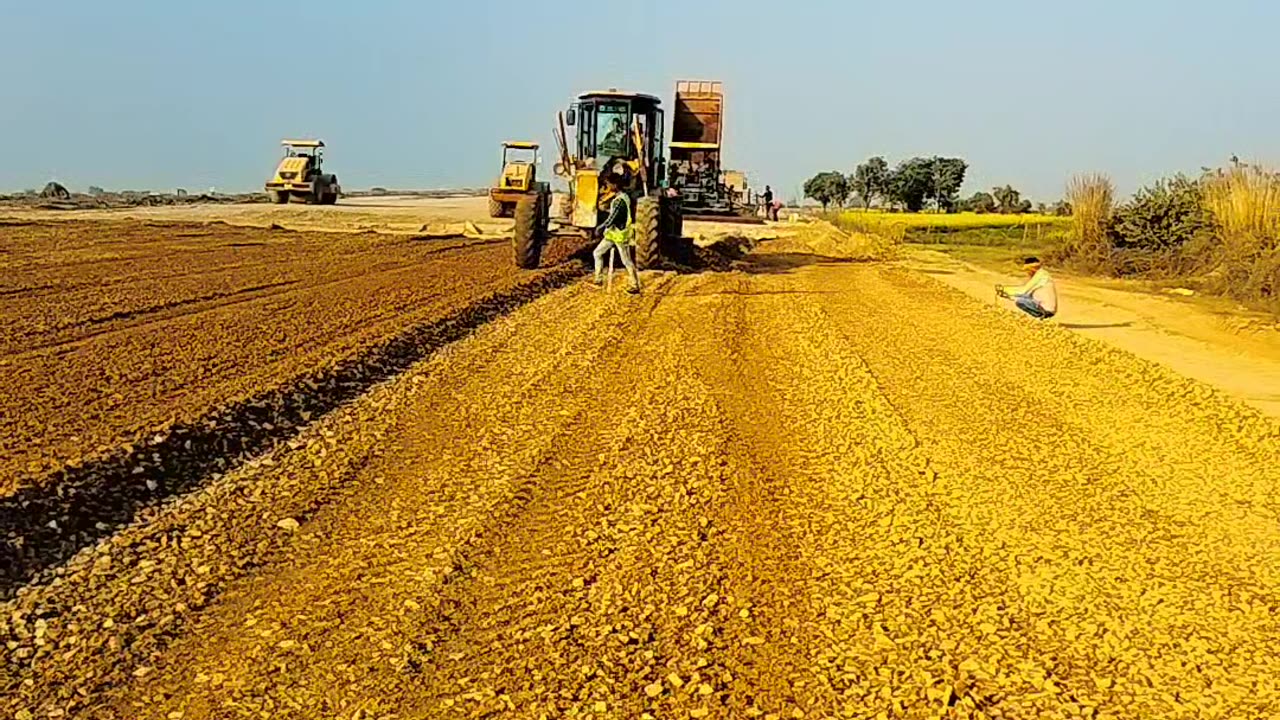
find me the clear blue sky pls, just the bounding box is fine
[4,0,1279,202]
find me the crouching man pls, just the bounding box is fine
[997,257,1057,319]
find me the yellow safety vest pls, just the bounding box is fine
[603,194,634,247]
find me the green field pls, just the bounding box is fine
[826,211,1070,271]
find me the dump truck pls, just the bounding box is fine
[488,141,546,218]
[668,80,745,218]
[265,140,340,205]
[511,89,683,270]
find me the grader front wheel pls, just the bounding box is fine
[635,196,662,270]
[512,193,545,269]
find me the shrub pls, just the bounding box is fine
[1201,163,1280,308]
[1110,175,1214,253]
[1062,174,1114,271]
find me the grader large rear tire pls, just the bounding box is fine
[512,194,544,269]
[270,191,288,204]
[635,196,662,270]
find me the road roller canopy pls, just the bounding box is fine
[281,139,325,148]
[503,141,539,149]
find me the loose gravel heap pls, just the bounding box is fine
[2,245,1278,719]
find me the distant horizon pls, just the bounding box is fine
[5,1,1280,205]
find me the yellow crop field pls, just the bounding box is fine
[837,209,1070,232]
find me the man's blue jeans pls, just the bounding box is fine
[1015,294,1055,319]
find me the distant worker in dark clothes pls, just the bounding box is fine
[589,173,641,295]
[997,257,1058,319]
[762,185,774,220]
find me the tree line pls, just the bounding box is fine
[804,156,1068,215]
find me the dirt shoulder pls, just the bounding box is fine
[905,246,1280,418]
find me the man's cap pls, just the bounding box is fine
[1022,256,1041,265]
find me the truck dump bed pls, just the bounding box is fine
[669,80,755,218]
[672,80,724,149]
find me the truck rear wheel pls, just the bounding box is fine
[635,196,662,270]
[512,193,544,269]
[270,191,288,204]
[488,196,504,218]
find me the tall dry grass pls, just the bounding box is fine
[1201,163,1280,305]
[1062,173,1114,270]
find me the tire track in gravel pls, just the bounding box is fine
[63,275,686,719]
[401,274,756,719]
[0,273,639,718]
[671,270,1023,718]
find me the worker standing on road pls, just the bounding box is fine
[997,257,1058,319]
[590,173,641,295]
[762,185,774,220]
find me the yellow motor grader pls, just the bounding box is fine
[511,89,683,270]
[264,139,340,205]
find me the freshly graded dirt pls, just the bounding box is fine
[0,219,581,485]
[0,217,584,591]
[2,229,1277,719]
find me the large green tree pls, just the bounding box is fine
[887,158,934,212]
[959,191,997,214]
[993,185,1033,214]
[929,157,968,212]
[850,156,890,209]
[803,171,850,211]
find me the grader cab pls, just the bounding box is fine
[510,89,683,270]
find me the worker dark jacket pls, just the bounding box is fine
[597,193,633,246]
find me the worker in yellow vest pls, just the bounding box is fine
[589,173,641,295]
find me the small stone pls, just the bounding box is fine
[276,518,300,531]
[644,682,663,697]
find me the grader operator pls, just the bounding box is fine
[510,89,683,270]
